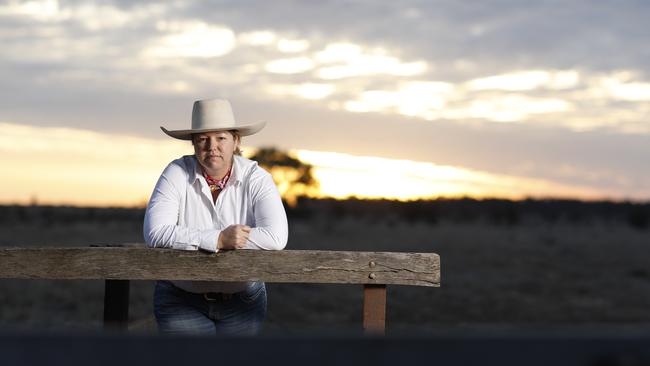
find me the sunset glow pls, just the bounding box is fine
[0,123,620,207]
[0,123,188,206]
[294,150,608,201]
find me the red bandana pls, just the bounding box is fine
[202,165,232,193]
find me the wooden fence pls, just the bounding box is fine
[0,245,440,334]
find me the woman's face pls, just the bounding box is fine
[192,131,240,176]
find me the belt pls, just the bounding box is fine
[202,292,234,301]
[165,281,240,302]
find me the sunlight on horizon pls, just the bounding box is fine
[294,150,610,201]
[0,122,626,207]
[0,122,190,207]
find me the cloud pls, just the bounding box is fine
[264,57,315,74]
[277,38,310,53]
[0,0,166,30]
[266,83,335,100]
[238,30,276,46]
[315,43,428,79]
[3,1,646,133]
[593,72,650,102]
[455,94,573,123]
[0,0,61,21]
[143,20,236,58]
[467,70,579,91]
[342,81,453,117]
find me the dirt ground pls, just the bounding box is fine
[1,208,649,335]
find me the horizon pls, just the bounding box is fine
[2,122,647,207]
[4,192,648,210]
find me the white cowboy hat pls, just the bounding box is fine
[160,98,266,140]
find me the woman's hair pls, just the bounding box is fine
[231,130,242,156]
[191,130,242,156]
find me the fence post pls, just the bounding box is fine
[103,279,130,331]
[363,284,386,335]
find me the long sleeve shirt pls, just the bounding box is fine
[143,154,288,293]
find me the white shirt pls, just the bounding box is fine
[143,155,288,293]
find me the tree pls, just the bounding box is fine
[249,147,319,206]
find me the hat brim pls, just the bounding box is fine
[160,121,267,140]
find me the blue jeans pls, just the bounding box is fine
[153,280,267,336]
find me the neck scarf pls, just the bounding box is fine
[202,165,232,193]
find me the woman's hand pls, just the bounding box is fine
[217,224,251,250]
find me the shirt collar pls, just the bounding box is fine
[230,156,244,185]
[190,155,243,186]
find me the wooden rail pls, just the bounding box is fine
[0,246,440,334]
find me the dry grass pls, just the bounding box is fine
[1,207,649,334]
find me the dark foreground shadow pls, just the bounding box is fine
[2,328,650,366]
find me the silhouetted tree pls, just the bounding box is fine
[249,147,319,206]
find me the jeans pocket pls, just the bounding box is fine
[238,282,265,304]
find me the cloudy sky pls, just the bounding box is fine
[1,0,649,205]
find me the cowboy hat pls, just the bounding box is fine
[160,98,266,140]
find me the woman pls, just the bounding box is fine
[143,98,288,336]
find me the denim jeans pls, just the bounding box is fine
[153,280,267,336]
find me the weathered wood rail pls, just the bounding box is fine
[0,246,440,334]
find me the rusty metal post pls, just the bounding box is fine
[363,284,386,335]
[103,279,130,331]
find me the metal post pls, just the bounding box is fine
[103,279,130,331]
[363,284,386,335]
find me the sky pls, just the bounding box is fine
[1,0,649,206]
